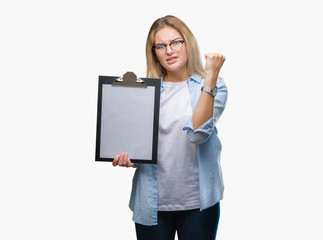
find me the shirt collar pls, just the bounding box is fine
[160,74,202,90]
[188,74,202,84]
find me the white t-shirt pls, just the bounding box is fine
[158,80,200,211]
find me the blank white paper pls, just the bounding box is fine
[100,85,155,160]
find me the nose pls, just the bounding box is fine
[166,44,174,55]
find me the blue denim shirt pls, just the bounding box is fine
[129,74,228,226]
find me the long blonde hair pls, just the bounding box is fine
[146,15,205,78]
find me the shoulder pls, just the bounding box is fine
[189,74,204,84]
[189,74,226,89]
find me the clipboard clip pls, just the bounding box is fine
[113,72,147,88]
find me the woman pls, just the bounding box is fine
[113,15,227,240]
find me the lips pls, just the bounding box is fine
[166,56,178,64]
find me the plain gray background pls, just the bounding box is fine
[1,0,322,239]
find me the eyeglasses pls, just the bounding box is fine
[152,40,185,55]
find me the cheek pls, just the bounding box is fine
[156,55,163,63]
[179,52,189,66]
[182,47,188,61]
[156,56,167,68]
[158,60,168,70]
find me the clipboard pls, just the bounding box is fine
[95,72,161,164]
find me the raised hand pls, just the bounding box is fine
[204,53,226,84]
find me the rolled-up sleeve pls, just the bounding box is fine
[184,79,228,144]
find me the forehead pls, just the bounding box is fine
[154,26,182,43]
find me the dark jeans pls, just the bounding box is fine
[135,203,220,240]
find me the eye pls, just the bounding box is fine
[155,44,166,50]
[172,40,182,45]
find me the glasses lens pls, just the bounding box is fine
[154,45,165,55]
[171,41,183,51]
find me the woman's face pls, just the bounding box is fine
[154,26,188,75]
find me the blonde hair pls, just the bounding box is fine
[146,15,205,78]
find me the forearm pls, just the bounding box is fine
[192,53,225,130]
[192,73,218,130]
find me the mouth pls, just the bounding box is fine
[166,56,178,64]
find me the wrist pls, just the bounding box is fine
[205,71,219,84]
[201,85,218,97]
[204,76,218,87]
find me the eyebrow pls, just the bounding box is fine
[154,37,182,45]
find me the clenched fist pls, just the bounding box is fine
[204,53,226,84]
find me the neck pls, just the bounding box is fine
[164,69,190,82]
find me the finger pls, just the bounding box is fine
[118,152,124,166]
[128,162,134,167]
[217,54,225,62]
[126,156,134,167]
[219,55,226,66]
[205,53,224,59]
[210,53,226,67]
[112,155,120,167]
[122,152,129,166]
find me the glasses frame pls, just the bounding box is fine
[152,40,185,55]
